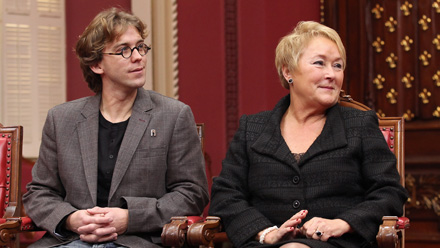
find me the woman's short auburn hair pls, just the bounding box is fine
[75,8,149,93]
[275,21,346,89]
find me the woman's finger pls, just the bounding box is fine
[289,210,308,220]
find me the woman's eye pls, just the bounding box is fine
[314,61,324,66]
[334,63,343,69]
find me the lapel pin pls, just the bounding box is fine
[151,129,156,137]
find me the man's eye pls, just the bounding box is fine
[118,47,129,53]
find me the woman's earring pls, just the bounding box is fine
[288,78,293,84]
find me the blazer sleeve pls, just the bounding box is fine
[22,109,79,241]
[123,105,209,234]
[336,110,408,242]
[209,115,273,247]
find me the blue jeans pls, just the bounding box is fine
[55,240,127,248]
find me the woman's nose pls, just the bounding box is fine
[325,65,336,79]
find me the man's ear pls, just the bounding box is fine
[90,63,104,75]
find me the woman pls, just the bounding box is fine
[208,21,408,248]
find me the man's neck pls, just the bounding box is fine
[100,88,138,123]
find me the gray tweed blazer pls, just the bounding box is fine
[23,88,209,247]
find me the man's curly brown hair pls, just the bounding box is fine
[75,8,149,93]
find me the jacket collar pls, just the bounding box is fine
[251,94,347,167]
[108,89,153,199]
[76,88,153,205]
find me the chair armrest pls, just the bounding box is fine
[0,217,41,245]
[161,216,228,248]
[0,218,21,245]
[161,216,189,247]
[396,217,410,229]
[187,216,204,225]
[187,216,224,247]
[160,216,206,247]
[376,216,410,248]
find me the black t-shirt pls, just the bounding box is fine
[97,112,129,207]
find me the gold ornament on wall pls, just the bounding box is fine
[400,36,413,51]
[386,88,398,104]
[373,74,385,89]
[372,4,384,19]
[405,174,440,216]
[403,109,415,121]
[385,17,398,32]
[373,37,385,53]
[433,0,440,14]
[433,71,440,87]
[377,109,386,117]
[419,88,431,104]
[402,73,414,88]
[434,107,440,118]
[433,34,440,50]
[320,0,325,23]
[418,15,431,31]
[401,1,413,16]
[419,51,432,66]
[386,53,398,69]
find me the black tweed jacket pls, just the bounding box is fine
[209,95,408,248]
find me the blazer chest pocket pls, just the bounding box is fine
[131,147,167,171]
[135,147,167,158]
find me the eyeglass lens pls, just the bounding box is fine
[122,44,150,58]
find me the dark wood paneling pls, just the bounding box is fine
[322,1,440,247]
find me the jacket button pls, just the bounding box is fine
[292,176,300,184]
[293,200,301,209]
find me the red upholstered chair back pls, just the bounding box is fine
[339,93,406,248]
[0,124,23,219]
[338,93,405,186]
[0,124,45,247]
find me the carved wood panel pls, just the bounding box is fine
[322,1,440,247]
[324,0,440,121]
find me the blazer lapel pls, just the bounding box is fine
[77,94,101,206]
[299,104,347,166]
[109,89,153,200]
[251,96,348,168]
[251,95,294,167]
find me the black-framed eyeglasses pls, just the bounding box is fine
[102,43,151,59]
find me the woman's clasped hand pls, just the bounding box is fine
[261,210,353,244]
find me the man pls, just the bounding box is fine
[23,8,209,248]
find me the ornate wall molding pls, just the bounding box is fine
[147,0,179,99]
[224,0,239,144]
[131,0,153,91]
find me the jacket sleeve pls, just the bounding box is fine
[336,110,408,242]
[22,109,79,241]
[209,115,273,247]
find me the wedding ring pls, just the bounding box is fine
[315,230,323,237]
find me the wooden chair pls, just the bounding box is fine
[161,94,409,248]
[0,123,39,247]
